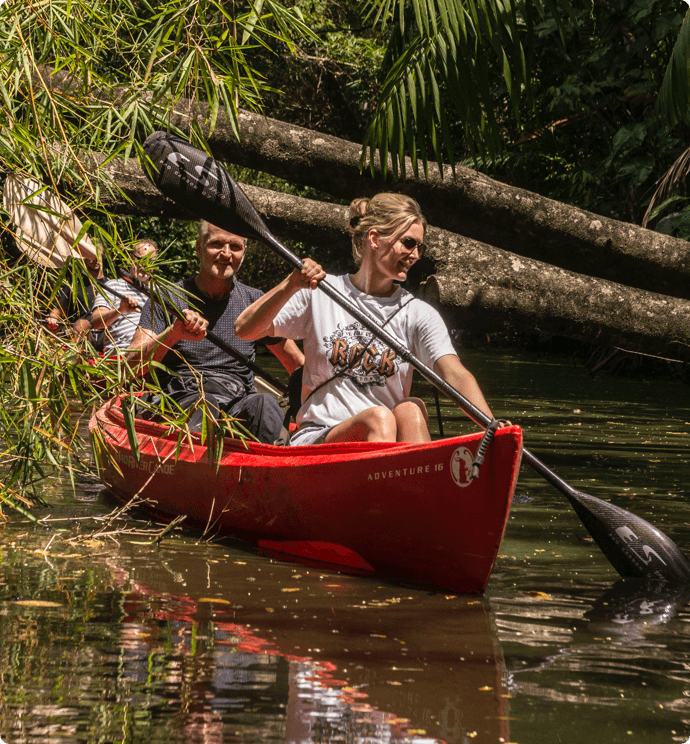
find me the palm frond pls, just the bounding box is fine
[642,146,690,228]
[655,10,690,130]
[360,0,546,174]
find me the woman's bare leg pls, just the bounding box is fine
[324,406,397,443]
[393,398,431,443]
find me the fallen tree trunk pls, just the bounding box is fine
[39,68,690,300]
[210,112,690,302]
[422,230,690,361]
[89,152,352,249]
[89,154,690,361]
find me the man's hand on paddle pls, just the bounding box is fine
[45,312,61,331]
[289,258,326,291]
[173,309,208,341]
[118,295,140,314]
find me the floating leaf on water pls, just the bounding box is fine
[520,591,553,600]
[12,599,62,608]
[78,539,103,548]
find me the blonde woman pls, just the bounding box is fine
[235,193,497,445]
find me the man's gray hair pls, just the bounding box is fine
[198,219,211,245]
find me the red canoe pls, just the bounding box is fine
[89,397,523,593]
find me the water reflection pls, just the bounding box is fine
[492,577,690,742]
[0,534,510,744]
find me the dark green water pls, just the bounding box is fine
[1,349,690,744]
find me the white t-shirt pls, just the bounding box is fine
[273,274,457,433]
[92,278,149,352]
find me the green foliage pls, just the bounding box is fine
[250,0,386,140]
[360,0,543,173]
[646,196,690,240]
[0,0,321,513]
[655,10,690,128]
[480,0,687,222]
[338,0,688,223]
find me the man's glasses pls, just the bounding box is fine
[400,236,426,257]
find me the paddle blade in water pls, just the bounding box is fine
[142,132,275,247]
[568,488,690,583]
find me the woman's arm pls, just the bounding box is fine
[235,259,326,340]
[267,339,304,375]
[433,354,494,427]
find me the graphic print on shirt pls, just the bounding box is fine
[324,321,401,388]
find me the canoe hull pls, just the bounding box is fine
[90,398,523,593]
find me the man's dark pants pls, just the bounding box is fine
[165,389,284,444]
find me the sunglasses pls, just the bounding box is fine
[400,236,426,257]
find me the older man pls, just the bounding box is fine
[127,222,303,443]
[91,239,158,352]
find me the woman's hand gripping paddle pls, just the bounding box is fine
[140,130,690,585]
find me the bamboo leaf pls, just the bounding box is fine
[122,396,141,464]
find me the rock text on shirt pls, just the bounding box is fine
[324,321,401,387]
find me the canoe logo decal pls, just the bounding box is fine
[450,447,474,488]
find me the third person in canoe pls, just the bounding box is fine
[234,193,498,445]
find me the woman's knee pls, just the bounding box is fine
[395,397,429,423]
[326,406,396,443]
[361,405,396,436]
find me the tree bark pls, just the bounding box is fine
[88,153,690,361]
[40,67,690,300]
[89,152,352,250]
[422,229,690,361]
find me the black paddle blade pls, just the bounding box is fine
[585,577,690,633]
[567,488,690,583]
[142,132,276,247]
